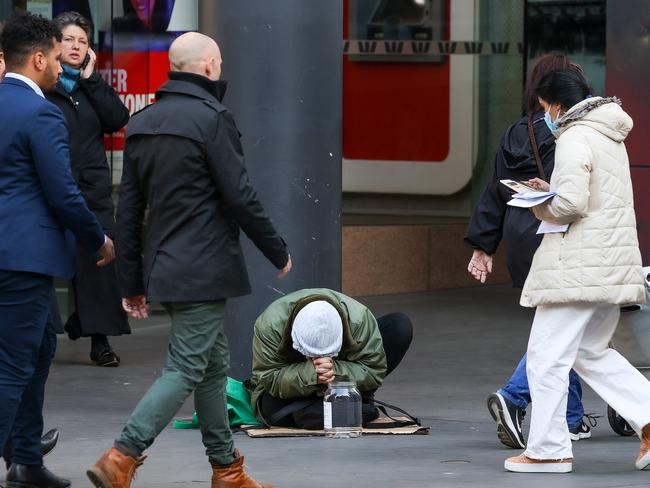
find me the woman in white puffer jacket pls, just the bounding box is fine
[504,69,650,474]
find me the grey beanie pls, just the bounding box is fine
[291,301,343,358]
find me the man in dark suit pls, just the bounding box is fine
[88,32,290,488]
[0,11,115,488]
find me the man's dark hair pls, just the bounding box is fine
[53,11,93,42]
[0,10,62,70]
[536,69,592,112]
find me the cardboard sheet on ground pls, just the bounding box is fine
[242,416,430,438]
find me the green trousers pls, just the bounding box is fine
[116,300,234,465]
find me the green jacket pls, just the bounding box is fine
[250,288,387,422]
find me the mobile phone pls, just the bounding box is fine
[80,53,91,70]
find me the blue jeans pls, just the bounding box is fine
[499,353,584,429]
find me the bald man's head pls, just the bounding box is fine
[169,32,222,81]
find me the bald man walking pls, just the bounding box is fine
[87,32,291,488]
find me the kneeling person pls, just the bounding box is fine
[250,288,413,428]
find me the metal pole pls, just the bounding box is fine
[199,0,343,379]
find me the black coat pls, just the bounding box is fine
[47,73,131,337]
[465,113,556,288]
[47,73,130,235]
[116,72,289,302]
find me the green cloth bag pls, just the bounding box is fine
[225,377,263,427]
[172,377,262,429]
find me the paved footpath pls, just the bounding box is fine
[5,285,647,487]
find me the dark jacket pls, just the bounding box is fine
[116,72,289,302]
[464,113,556,287]
[0,77,104,279]
[46,73,130,234]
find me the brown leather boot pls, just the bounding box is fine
[637,423,650,470]
[211,450,273,488]
[86,447,146,488]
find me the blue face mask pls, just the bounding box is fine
[544,109,560,133]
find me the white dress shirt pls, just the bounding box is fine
[4,72,45,98]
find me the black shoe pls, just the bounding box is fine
[63,314,82,341]
[6,464,70,488]
[41,429,59,457]
[487,392,526,449]
[4,429,60,470]
[90,342,120,367]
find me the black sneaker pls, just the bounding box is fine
[570,414,598,441]
[487,392,526,449]
[90,343,120,367]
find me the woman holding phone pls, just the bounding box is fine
[48,11,131,367]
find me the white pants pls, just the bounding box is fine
[525,303,650,459]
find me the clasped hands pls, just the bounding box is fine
[312,356,335,385]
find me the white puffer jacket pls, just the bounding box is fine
[521,97,645,307]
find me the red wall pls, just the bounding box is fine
[342,0,451,163]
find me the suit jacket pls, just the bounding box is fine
[116,72,289,302]
[0,77,105,279]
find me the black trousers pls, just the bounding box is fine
[260,312,413,427]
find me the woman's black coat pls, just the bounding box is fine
[464,113,556,288]
[47,73,131,338]
[47,72,130,235]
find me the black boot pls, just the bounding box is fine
[6,463,70,488]
[90,335,120,367]
[4,429,60,470]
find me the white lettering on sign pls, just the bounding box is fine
[98,69,128,92]
[118,93,157,115]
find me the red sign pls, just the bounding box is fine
[98,51,169,150]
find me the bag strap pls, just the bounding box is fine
[363,398,421,429]
[527,115,547,182]
[265,398,316,427]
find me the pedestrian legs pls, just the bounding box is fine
[0,270,52,460]
[526,303,650,460]
[115,300,234,465]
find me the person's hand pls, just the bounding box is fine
[122,295,149,320]
[313,356,334,385]
[96,236,115,266]
[526,177,550,192]
[80,47,97,79]
[278,255,292,279]
[467,249,493,284]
